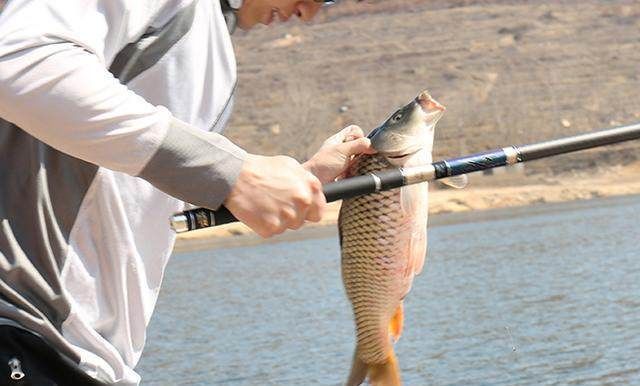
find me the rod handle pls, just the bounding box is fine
[170,206,237,232]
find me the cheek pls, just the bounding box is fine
[296,1,323,21]
[407,115,425,135]
[238,0,275,29]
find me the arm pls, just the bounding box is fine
[0,1,325,236]
[0,39,246,210]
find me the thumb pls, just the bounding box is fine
[342,125,365,140]
[339,137,376,156]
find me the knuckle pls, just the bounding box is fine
[288,218,305,230]
[316,201,327,219]
[309,177,322,191]
[292,185,313,205]
[349,125,364,136]
[256,229,273,238]
[253,222,274,238]
[272,224,287,235]
[306,211,322,223]
[263,217,281,233]
[283,156,299,167]
[264,213,288,235]
[280,207,297,223]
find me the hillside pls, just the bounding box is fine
[226,0,640,179]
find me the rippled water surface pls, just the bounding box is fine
[138,195,640,385]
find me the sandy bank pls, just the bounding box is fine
[174,164,640,252]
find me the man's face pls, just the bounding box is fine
[237,0,324,30]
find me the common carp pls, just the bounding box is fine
[338,90,448,386]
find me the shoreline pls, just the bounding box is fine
[174,164,640,252]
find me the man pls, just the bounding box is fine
[0,0,372,384]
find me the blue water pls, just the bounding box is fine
[138,195,640,385]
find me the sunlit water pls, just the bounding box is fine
[138,195,640,385]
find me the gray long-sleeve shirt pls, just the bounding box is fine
[0,1,244,384]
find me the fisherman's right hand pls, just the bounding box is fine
[224,154,326,238]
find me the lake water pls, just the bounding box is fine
[137,195,640,385]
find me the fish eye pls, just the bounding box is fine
[392,113,403,122]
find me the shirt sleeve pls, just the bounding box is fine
[0,0,245,209]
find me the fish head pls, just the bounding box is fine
[367,90,445,166]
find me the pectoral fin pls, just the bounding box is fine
[400,181,428,277]
[389,303,404,343]
[439,174,469,189]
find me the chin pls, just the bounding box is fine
[235,10,260,31]
[236,18,255,31]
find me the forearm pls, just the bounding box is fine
[139,118,245,209]
[0,41,245,209]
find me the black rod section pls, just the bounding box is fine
[518,124,640,162]
[171,122,640,232]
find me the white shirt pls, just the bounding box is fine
[0,1,244,384]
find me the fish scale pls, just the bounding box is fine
[339,154,416,365]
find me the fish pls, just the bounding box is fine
[338,90,448,386]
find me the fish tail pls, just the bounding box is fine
[368,350,402,386]
[345,346,368,386]
[345,347,402,386]
[388,302,404,343]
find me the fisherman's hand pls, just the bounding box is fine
[224,154,326,238]
[303,125,376,184]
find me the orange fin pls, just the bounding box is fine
[369,351,402,386]
[388,303,404,343]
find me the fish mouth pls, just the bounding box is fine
[416,90,446,123]
[386,148,420,160]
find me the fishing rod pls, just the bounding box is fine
[170,122,640,233]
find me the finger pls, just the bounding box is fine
[287,203,308,230]
[328,125,361,145]
[289,172,317,228]
[305,191,325,223]
[343,125,364,139]
[323,125,364,147]
[341,126,365,143]
[325,126,353,146]
[305,176,326,222]
[338,137,376,156]
[256,215,284,238]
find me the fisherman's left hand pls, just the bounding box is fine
[303,125,376,184]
